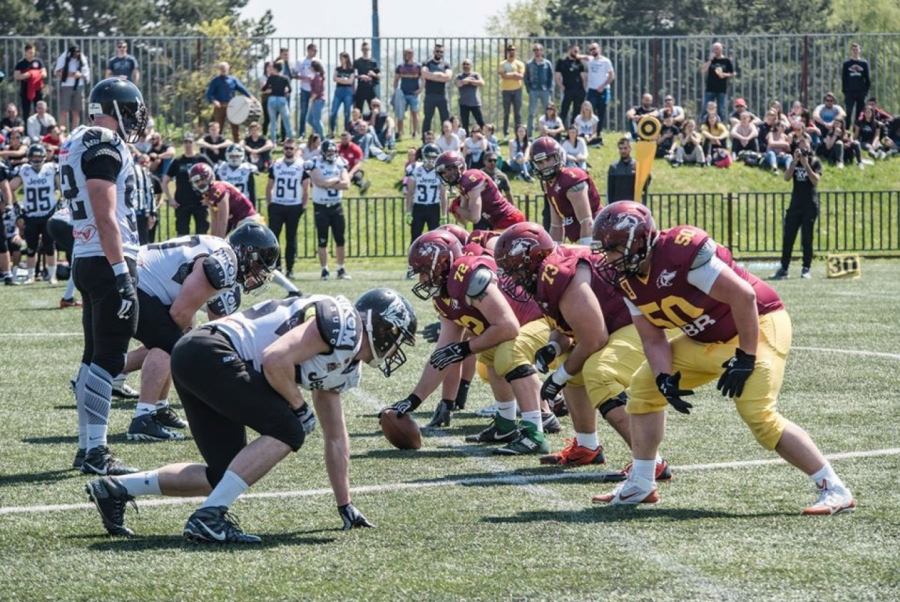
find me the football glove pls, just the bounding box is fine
[338,503,374,530]
[540,366,571,401]
[405,212,413,225]
[379,394,422,417]
[656,372,694,415]
[114,272,138,320]
[534,342,560,374]
[293,402,317,434]
[426,399,455,428]
[717,349,756,398]
[429,341,472,371]
[421,321,441,343]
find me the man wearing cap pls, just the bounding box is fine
[498,44,525,139]
[162,132,214,236]
[728,98,760,127]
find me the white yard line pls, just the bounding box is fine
[792,346,900,360]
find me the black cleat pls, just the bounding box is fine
[183,506,261,544]
[127,413,185,442]
[85,476,136,536]
[73,447,86,469]
[153,406,188,429]
[81,445,139,476]
[541,411,562,434]
[464,416,518,444]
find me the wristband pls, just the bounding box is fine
[111,262,129,276]
[547,341,561,356]
[458,340,472,357]
[553,364,573,383]
[408,393,422,408]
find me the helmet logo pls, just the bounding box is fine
[614,214,640,232]
[509,238,535,256]
[382,296,411,330]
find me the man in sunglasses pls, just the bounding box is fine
[421,44,452,142]
[106,41,140,84]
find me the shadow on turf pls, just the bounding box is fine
[482,507,795,525]
[0,468,77,487]
[352,448,469,460]
[22,433,130,445]
[80,530,337,551]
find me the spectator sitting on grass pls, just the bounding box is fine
[41,124,64,160]
[574,101,602,146]
[756,109,777,154]
[769,100,791,129]
[436,120,460,152]
[197,121,231,166]
[462,125,488,169]
[765,121,793,174]
[812,92,846,140]
[657,94,685,125]
[538,103,565,140]
[789,113,820,152]
[242,121,275,171]
[656,110,679,159]
[365,98,395,149]
[700,112,729,162]
[415,131,436,160]
[484,123,500,154]
[820,118,862,169]
[731,112,759,156]
[507,124,533,182]
[146,131,176,178]
[626,93,657,139]
[855,105,886,160]
[451,115,467,141]
[561,124,588,169]
[25,100,56,141]
[728,98,759,127]
[355,120,395,162]
[673,119,705,166]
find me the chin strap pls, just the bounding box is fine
[363,309,384,371]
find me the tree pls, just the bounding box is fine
[486,0,549,38]
[828,0,900,32]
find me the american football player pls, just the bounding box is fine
[590,201,855,515]
[406,143,448,239]
[435,150,525,230]
[310,139,351,280]
[215,144,258,206]
[85,288,418,542]
[190,163,264,239]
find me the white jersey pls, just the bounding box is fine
[268,158,304,206]
[218,294,362,393]
[409,163,443,205]
[17,163,58,218]
[49,201,72,225]
[136,235,238,307]
[2,204,21,239]
[60,126,139,259]
[310,157,347,205]
[216,162,258,197]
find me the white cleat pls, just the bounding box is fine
[802,483,857,516]
[473,402,500,417]
[592,474,659,505]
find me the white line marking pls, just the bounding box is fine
[3,446,897,517]
[0,332,82,337]
[793,346,900,360]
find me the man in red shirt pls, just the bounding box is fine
[338,131,371,194]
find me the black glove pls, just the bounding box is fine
[717,349,756,398]
[656,372,694,415]
[379,394,422,418]
[426,399,454,428]
[422,322,441,343]
[534,343,559,374]
[293,402,317,434]
[540,369,568,402]
[338,503,374,530]
[429,341,472,371]
[114,272,138,320]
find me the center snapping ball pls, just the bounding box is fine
[380,409,422,450]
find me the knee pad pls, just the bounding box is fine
[598,392,627,419]
[504,364,536,383]
[25,246,37,258]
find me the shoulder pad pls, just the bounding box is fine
[303,160,316,172]
[691,238,717,269]
[568,180,588,193]
[82,127,121,148]
[206,285,242,317]
[202,247,239,289]
[466,266,495,299]
[82,142,123,165]
[315,298,361,351]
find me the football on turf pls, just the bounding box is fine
[380,410,422,450]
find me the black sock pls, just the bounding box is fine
[454,379,471,410]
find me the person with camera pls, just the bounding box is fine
[54,46,91,130]
[772,137,822,280]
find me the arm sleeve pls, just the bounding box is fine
[206,285,242,317]
[81,143,122,183]
[686,254,727,294]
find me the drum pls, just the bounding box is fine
[226,96,263,125]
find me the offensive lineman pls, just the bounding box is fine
[62,77,147,475]
[85,288,418,542]
[310,139,351,281]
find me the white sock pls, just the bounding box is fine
[118,470,162,497]
[630,459,656,483]
[27,267,35,279]
[49,264,57,279]
[63,277,76,300]
[521,410,543,432]
[575,431,599,450]
[497,400,517,421]
[655,454,664,464]
[113,372,128,387]
[135,402,156,417]
[201,470,249,509]
[810,462,845,490]
[337,264,345,270]
[155,400,169,409]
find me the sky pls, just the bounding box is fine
[242,0,508,38]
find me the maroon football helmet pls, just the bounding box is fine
[434,150,466,186]
[407,230,463,300]
[591,201,659,285]
[189,163,215,194]
[494,222,556,300]
[437,223,469,247]
[529,136,564,181]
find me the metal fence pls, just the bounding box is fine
[2,33,900,135]
[149,190,899,260]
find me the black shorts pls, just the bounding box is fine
[24,216,55,256]
[313,202,346,247]
[46,218,75,256]
[134,289,183,354]
[170,326,305,485]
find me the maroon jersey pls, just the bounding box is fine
[535,245,631,337]
[545,167,602,243]
[433,254,542,335]
[207,181,257,232]
[467,229,501,250]
[619,226,785,343]
[459,170,525,230]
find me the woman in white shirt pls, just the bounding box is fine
[436,120,461,152]
[507,124,533,182]
[463,125,488,169]
[538,103,565,140]
[451,115,467,141]
[299,133,321,161]
[560,124,588,170]
[573,101,602,146]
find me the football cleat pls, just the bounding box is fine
[473,402,501,417]
[60,297,83,308]
[127,413,185,442]
[493,424,549,456]
[321,268,330,281]
[81,446,139,476]
[802,482,857,516]
[616,459,674,482]
[541,411,562,434]
[183,506,261,544]
[112,380,139,400]
[464,415,518,444]
[72,447,86,469]
[549,394,568,417]
[153,406,188,429]
[770,268,789,280]
[592,474,659,505]
[337,268,351,280]
[539,439,606,466]
[85,476,136,536]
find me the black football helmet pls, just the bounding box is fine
[87,77,148,143]
[26,143,47,169]
[355,288,418,377]
[227,222,280,293]
[321,139,339,162]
